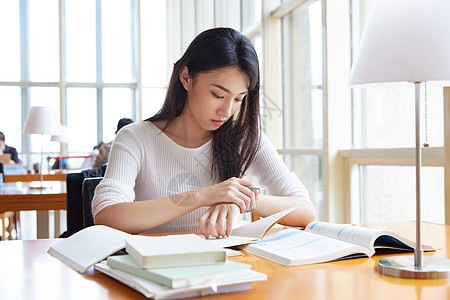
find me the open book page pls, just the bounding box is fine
[240,228,372,266]
[206,206,301,248]
[305,222,383,250]
[305,221,435,252]
[48,225,131,273]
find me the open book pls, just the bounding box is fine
[206,206,300,248]
[47,206,299,273]
[239,221,435,266]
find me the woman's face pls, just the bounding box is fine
[180,66,249,132]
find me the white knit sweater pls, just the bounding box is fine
[92,120,310,233]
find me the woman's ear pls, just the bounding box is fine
[179,66,190,91]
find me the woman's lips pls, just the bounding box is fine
[211,119,226,126]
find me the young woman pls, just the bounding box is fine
[92,27,315,238]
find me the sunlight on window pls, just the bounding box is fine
[102,0,133,83]
[142,88,166,119]
[361,165,445,224]
[0,87,21,151]
[141,0,167,87]
[29,0,59,82]
[67,88,97,152]
[103,88,133,142]
[66,0,96,82]
[0,1,20,81]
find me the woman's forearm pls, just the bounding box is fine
[253,195,316,227]
[94,191,202,234]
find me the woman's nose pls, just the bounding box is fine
[217,99,233,117]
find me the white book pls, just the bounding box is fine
[95,261,267,299]
[240,222,435,267]
[125,234,227,268]
[47,225,131,273]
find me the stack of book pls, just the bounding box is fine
[96,234,267,299]
[47,226,267,299]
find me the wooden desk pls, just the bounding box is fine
[3,172,67,183]
[0,181,66,238]
[0,222,448,300]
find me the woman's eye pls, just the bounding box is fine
[234,98,243,103]
[212,92,224,99]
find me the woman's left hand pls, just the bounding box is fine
[198,203,240,239]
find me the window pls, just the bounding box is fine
[281,0,324,219]
[0,0,167,170]
[350,0,445,223]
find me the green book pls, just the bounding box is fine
[106,255,252,289]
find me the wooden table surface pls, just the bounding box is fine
[0,222,448,300]
[0,181,66,211]
[3,172,67,183]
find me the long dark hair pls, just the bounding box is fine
[148,27,261,182]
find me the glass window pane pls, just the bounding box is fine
[0,1,20,81]
[141,0,167,87]
[241,0,261,32]
[102,88,133,142]
[142,88,166,119]
[361,165,445,224]
[66,0,96,82]
[285,154,323,220]
[67,88,97,152]
[282,0,323,149]
[102,0,133,83]
[29,0,59,82]
[29,87,61,153]
[0,87,21,152]
[353,86,444,148]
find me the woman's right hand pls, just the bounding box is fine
[195,177,258,213]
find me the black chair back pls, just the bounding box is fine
[65,164,107,236]
[81,177,103,229]
[66,173,85,236]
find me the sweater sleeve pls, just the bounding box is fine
[91,123,143,217]
[246,133,311,202]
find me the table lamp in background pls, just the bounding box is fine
[51,125,68,170]
[349,0,450,278]
[23,106,62,189]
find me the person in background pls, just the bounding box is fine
[0,131,21,164]
[92,118,133,168]
[92,28,315,239]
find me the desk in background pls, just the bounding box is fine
[0,181,66,239]
[3,172,67,183]
[0,222,448,300]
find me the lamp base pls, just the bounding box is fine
[377,255,450,279]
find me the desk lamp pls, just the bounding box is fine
[23,106,61,189]
[348,0,450,279]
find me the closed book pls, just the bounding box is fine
[95,261,267,299]
[107,255,252,289]
[125,234,227,268]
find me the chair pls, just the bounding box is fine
[65,164,106,236]
[81,177,103,229]
[0,162,20,240]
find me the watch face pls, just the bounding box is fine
[167,172,202,207]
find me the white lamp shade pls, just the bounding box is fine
[348,0,450,87]
[23,106,62,135]
[51,125,68,143]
